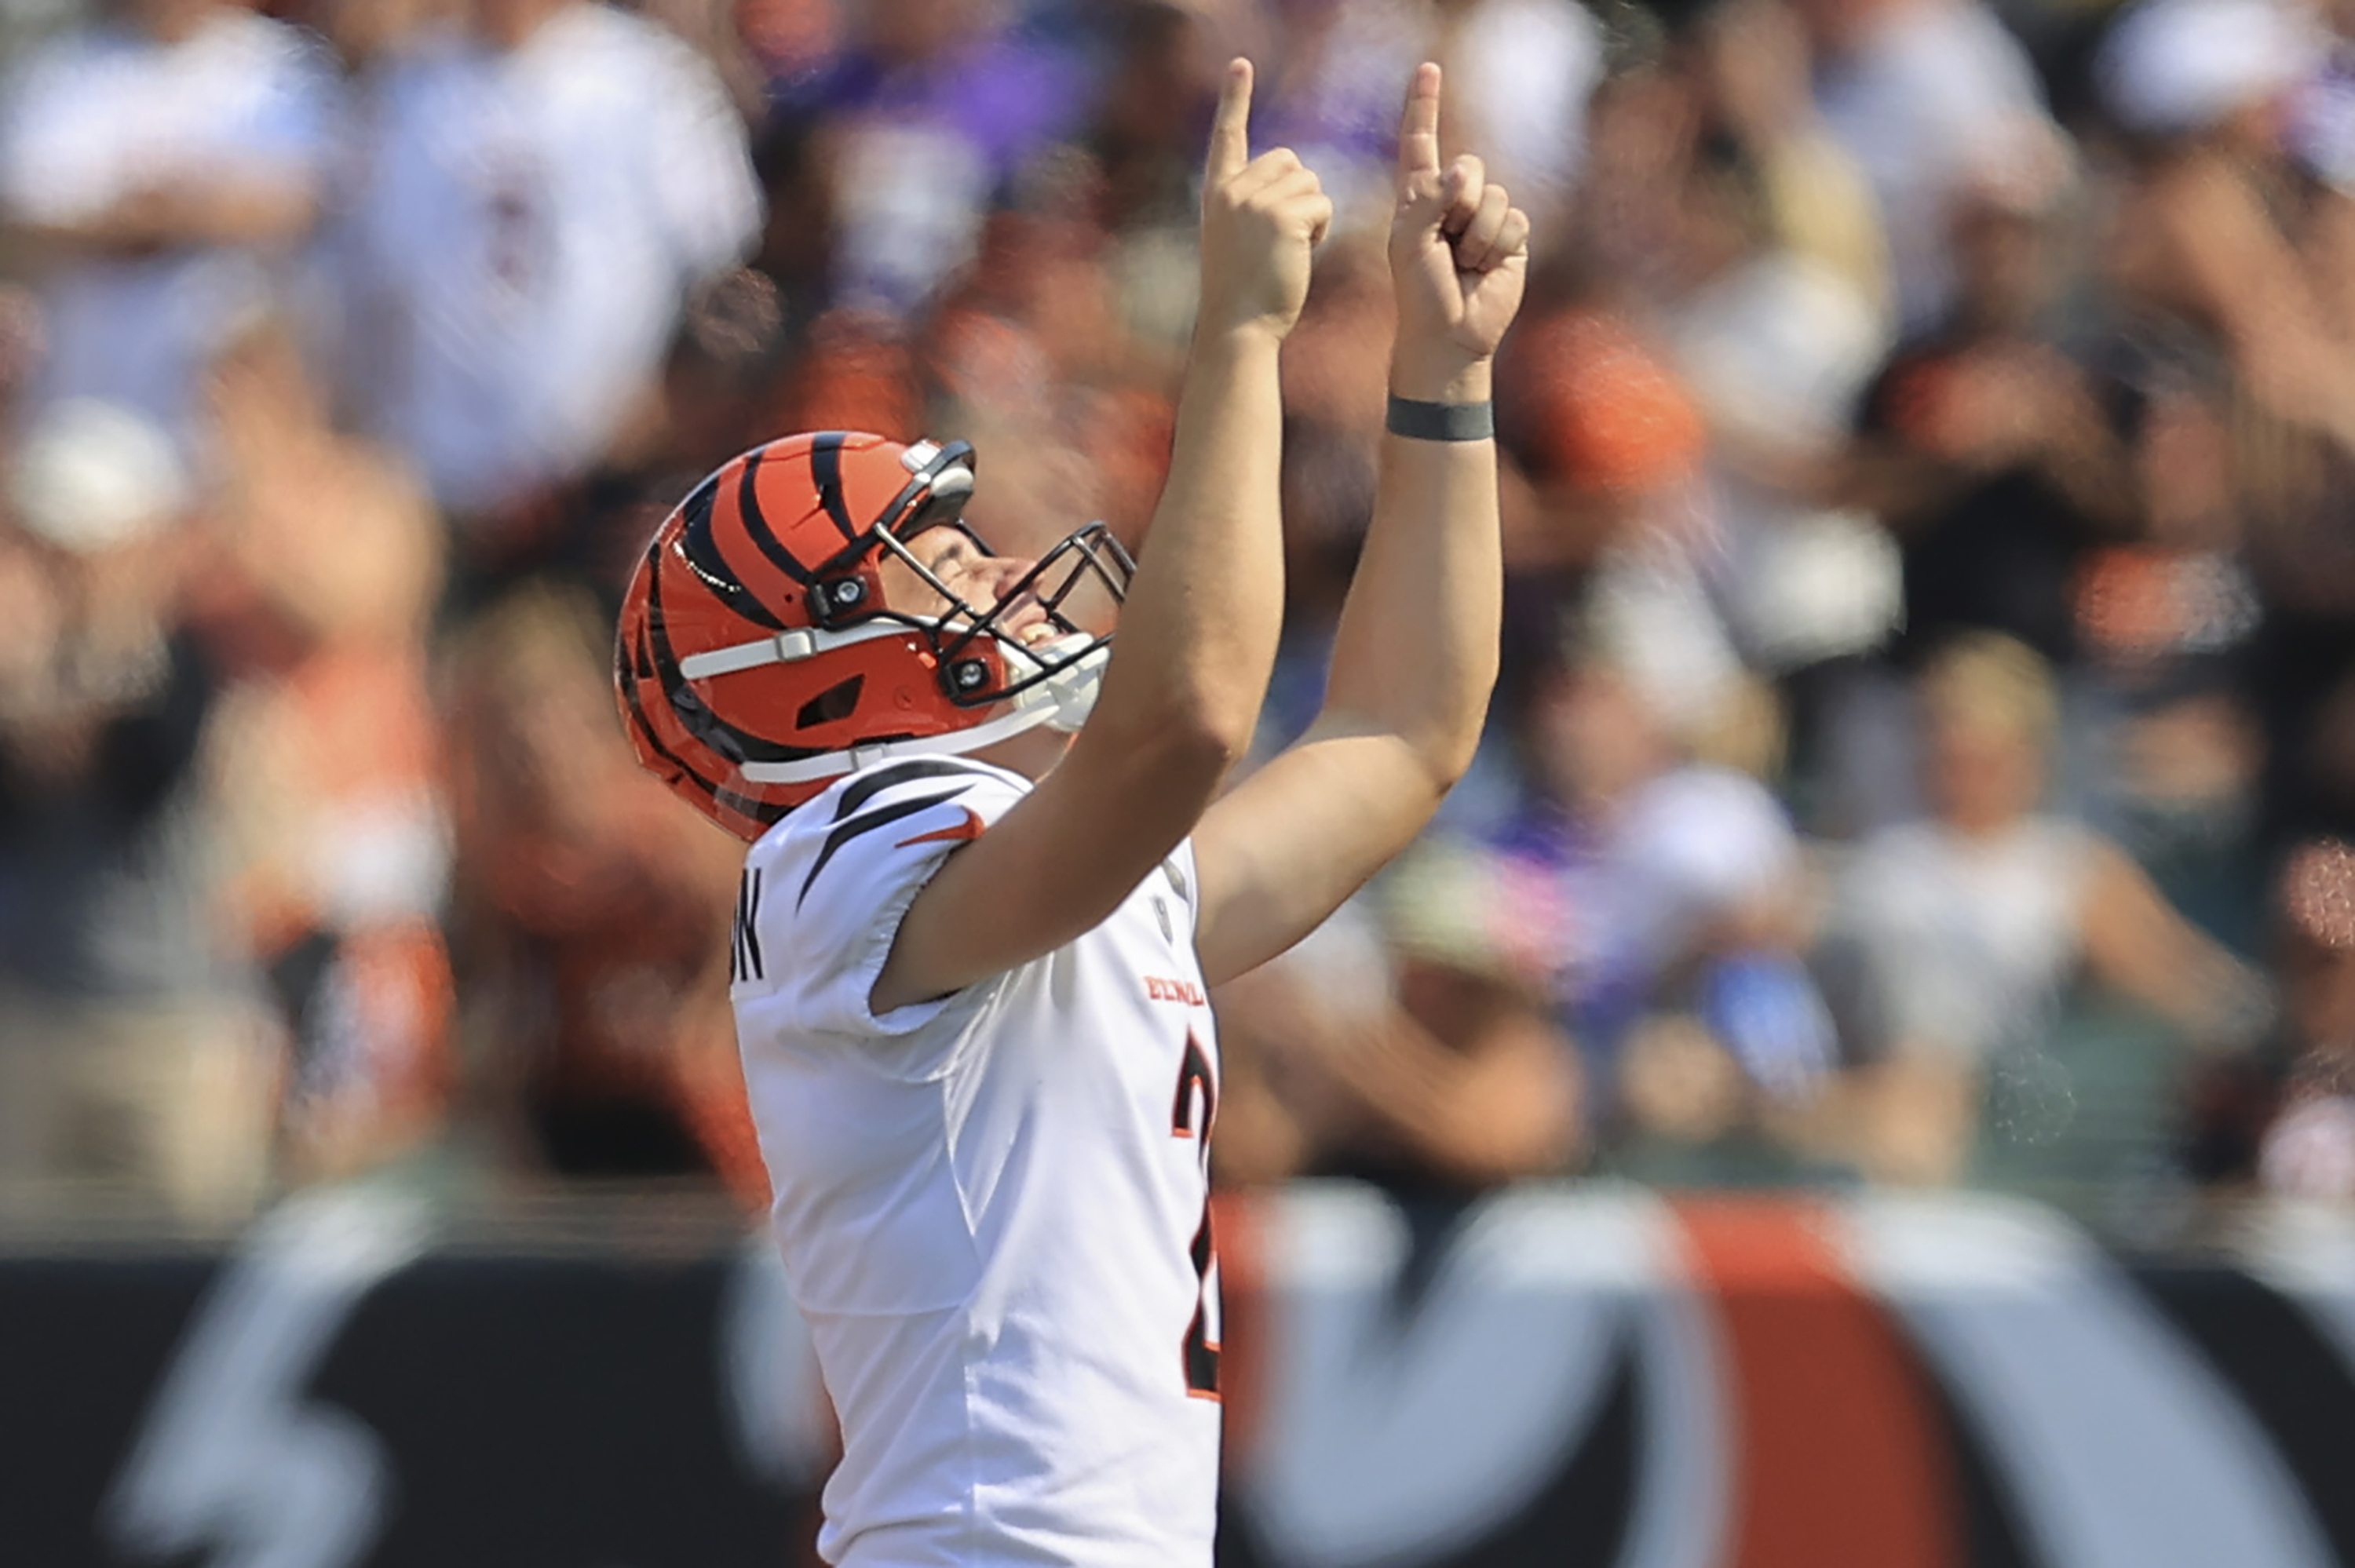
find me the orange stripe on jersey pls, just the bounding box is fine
[896,808,985,848]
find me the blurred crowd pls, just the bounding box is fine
[4,0,2355,1227]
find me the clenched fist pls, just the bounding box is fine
[1196,60,1334,345]
[1389,63,1531,399]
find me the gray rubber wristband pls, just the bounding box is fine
[1386,395,1495,442]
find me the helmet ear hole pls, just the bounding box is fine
[796,675,865,730]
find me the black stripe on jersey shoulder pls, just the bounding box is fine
[831,757,1001,822]
[809,432,861,542]
[798,786,975,909]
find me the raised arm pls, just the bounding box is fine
[874,61,1330,1012]
[1192,64,1529,987]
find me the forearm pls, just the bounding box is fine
[1087,326,1287,760]
[1320,354,1501,789]
[1190,379,1502,985]
[187,179,319,249]
[7,178,317,259]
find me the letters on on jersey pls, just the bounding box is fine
[732,866,766,985]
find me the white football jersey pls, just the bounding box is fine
[732,757,1222,1568]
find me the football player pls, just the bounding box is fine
[617,59,1528,1568]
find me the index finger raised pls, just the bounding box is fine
[1206,58,1254,188]
[1397,61,1441,188]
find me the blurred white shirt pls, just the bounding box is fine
[1835,815,2097,1063]
[0,9,337,446]
[345,3,760,515]
[1814,0,2054,333]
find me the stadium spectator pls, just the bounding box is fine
[1091,1,1222,251]
[1488,630,1838,1151]
[2096,0,2355,862]
[440,585,761,1203]
[0,399,272,1220]
[304,0,458,73]
[340,0,761,552]
[1212,843,1584,1197]
[1818,633,2269,1183]
[776,0,1091,317]
[196,319,455,1186]
[1798,0,2061,332]
[1658,27,1897,679]
[1848,155,2133,671]
[1686,0,1889,319]
[1814,140,2139,833]
[0,0,338,451]
[2180,836,2355,1198]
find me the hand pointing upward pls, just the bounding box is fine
[1389,63,1531,399]
[1196,58,1333,345]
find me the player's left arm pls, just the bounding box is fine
[1192,63,1529,988]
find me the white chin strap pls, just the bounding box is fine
[717,630,1107,787]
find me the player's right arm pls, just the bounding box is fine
[871,60,1329,1014]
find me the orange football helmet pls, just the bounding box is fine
[615,431,1133,841]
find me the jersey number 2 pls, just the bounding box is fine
[1171,1034,1219,1399]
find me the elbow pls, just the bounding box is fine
[1424,730,1481,797]
[1107,702,1246,798]
[1151,675,1261,775]
[1160,711,1249,786]
[1393,719,1481,804]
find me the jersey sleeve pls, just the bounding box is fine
[732,759,1028,1042]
